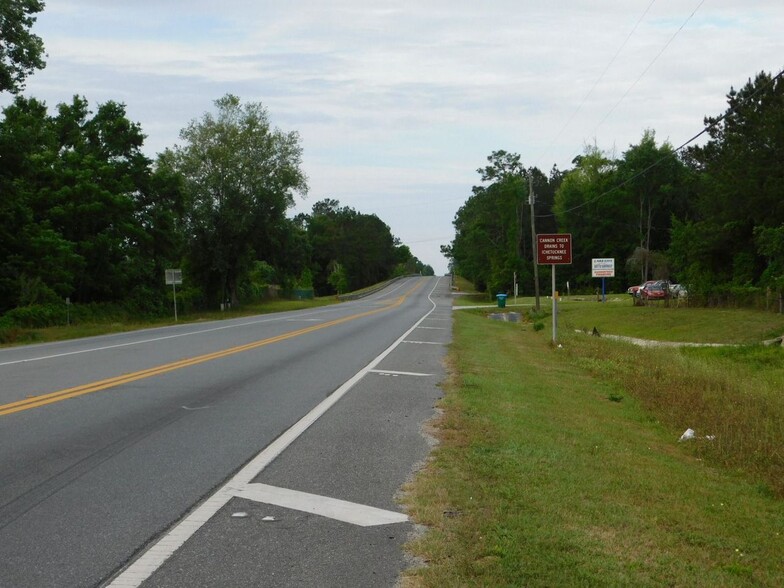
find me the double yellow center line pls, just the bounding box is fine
[1,285,420,418]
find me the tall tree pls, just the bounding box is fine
[448,151,558,294]
[673,70,784,289]
[553,135,693,289]
[615,131,692,282]
[553,147,626,288]
[0,95,162,310]
[0,95,76,310]
[46,97,153,303]
[304,199,398,295]
[445,151,591,293]
[0,0,46,94]
[172,94,308,306]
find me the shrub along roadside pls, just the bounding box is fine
[401,310,784,587]
[0,299,163,344]
[0,297,337,345]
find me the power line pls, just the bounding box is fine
[538,66,784,218]
[590,0,706,135]
[534,0,657,169]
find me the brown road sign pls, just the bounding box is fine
[537,234,572,265]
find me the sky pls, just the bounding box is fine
[4,1,783,275]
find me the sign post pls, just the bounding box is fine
[537,234,572,344]
[591,258,615,303]
[165,269,183,322]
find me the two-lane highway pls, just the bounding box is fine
[0,276,451,587]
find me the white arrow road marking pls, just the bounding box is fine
[232,483,408,527]
[369,369,432,377]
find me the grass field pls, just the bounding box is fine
[402,297,784,587]
[557,297,784,344]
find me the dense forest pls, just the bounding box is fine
[0,3,432,327]
[445,70,784,307]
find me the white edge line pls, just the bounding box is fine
[0,282,421,368]
[105,277,441,588]
[369,369,433,377]
[0,308,336,367]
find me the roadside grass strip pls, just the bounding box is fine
[402,310,784,587]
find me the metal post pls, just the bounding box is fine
[552,264,557,344]
[602,277,606,303]
[172,282,178,322]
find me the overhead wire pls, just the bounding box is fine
[534,0,657,169]
[590,0,707,134]
[538,66,784,219]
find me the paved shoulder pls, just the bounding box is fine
[107,277,453,587]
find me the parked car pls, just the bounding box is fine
[641,281,667,300]
[628,280,657,298]
[669,283,689,298]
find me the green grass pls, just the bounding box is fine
[556,297,784,343]
[402,309,784,587]
[451,276,490,306]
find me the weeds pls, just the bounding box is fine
[561,332,784,497]
[403,308,784,587]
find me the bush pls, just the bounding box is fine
[123,286,168,317]
[3,303,67,328]
[0,301,138,329]
[690,284,776,310]
[0,326,24,344]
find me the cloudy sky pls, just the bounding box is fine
[4,1,783,274]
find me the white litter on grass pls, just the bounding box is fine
[231,512,249,518]
[678,428,717,442]
[679,428,696,442]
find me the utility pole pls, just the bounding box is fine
[529,174,541,311]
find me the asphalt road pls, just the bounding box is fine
[0,276,452,587]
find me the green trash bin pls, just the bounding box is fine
[496,293,507,308]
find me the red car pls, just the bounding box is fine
[640,281,667,300]
[627,280,657,298]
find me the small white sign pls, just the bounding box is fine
[591,258,615,278]
[165,269,183,285]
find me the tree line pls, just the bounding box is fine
[445,70,784,307]
[0,94,433,319]
[0,3,432,324]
